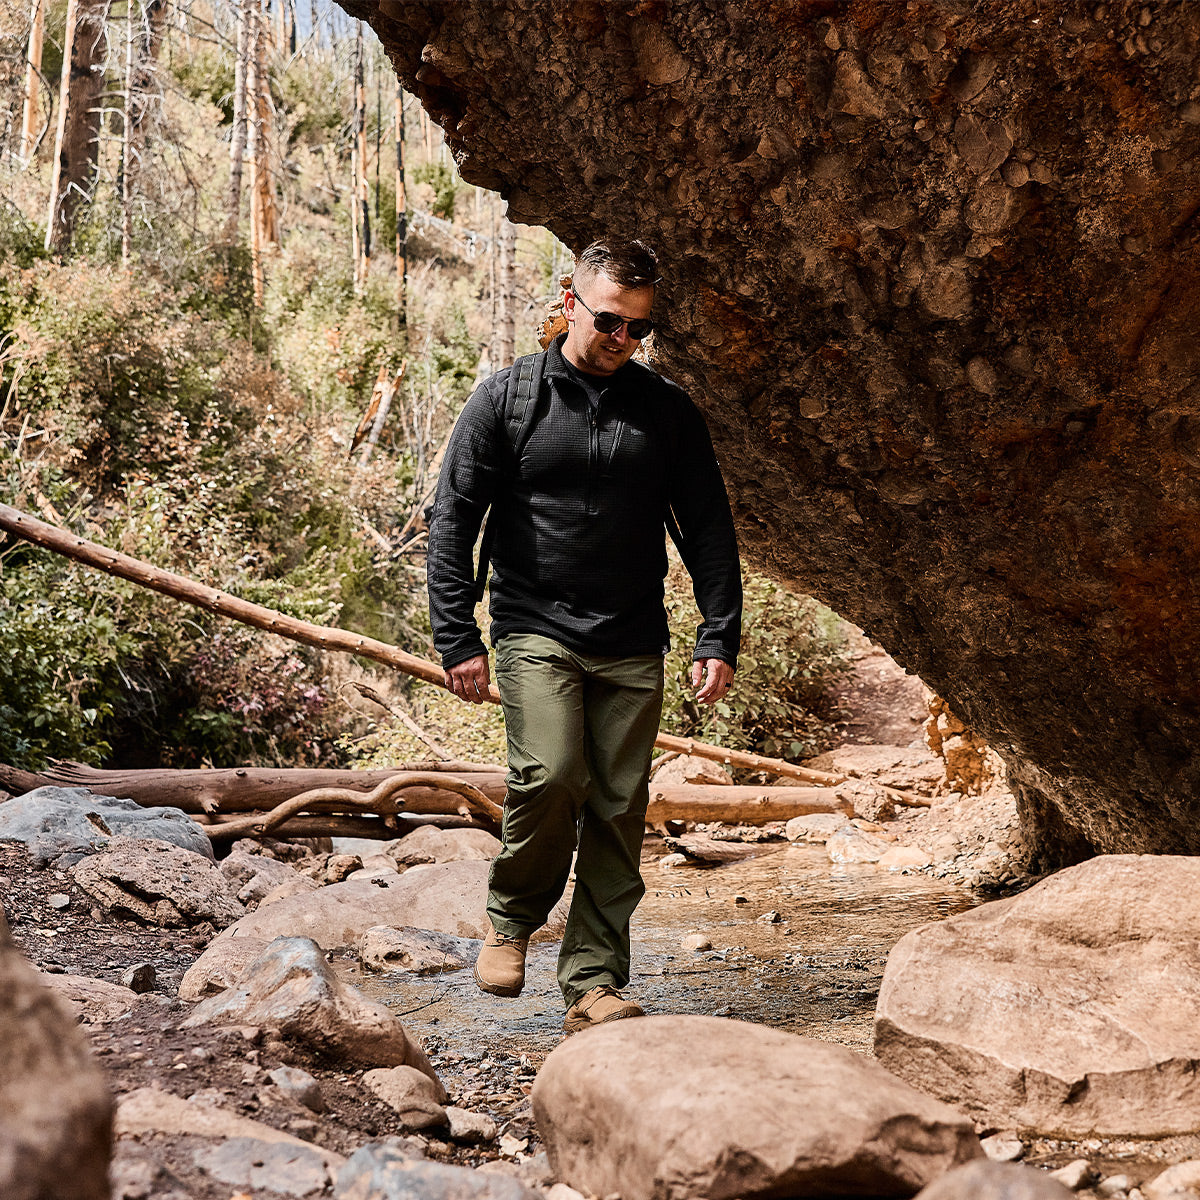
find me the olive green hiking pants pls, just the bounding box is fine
[488,633,664,1008]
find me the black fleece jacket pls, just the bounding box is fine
[427,336,742,671]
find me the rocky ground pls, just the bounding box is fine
[2,635,1195,1200]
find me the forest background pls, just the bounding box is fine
[0,0,847,777]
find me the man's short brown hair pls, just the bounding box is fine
[573,239,659,292]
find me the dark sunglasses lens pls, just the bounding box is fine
[592,311,654,338]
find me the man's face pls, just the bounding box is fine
[563,272,654,376]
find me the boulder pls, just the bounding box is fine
[42,972,138,1024]
[359,926,479,974]
[71,837,244,927]
[650,754,734,787]
[1143,1161,1200,1200]
[388,826,502,867]
[181,936,439,1078]
[219,847,305,906]
[363,1065,449,1130]
[0,786,212,865]
[192,1138,336,1198]
[808,744,945,795]
[532,1014,981,1200]
[784,813,847,844]
[827,825,893,864]
[0,908,113,1200]
[914,1160,1074,1199]
[875,855,1200,1135]
[333,1143,543,1200]
[178,935,273,1000]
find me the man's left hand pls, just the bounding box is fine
[691,658,735,705]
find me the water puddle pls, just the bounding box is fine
[349,844,978,1057]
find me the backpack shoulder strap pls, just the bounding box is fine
[473,350,547,601]
[631,363,687,553]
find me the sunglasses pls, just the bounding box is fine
[571,291,655,340]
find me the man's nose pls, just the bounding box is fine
[609,323,629,344]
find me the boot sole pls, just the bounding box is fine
[562,1008,644,1034]
[473,965,523,998]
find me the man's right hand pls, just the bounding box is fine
[444,654,491,704]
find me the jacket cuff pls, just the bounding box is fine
[441,640,488,672]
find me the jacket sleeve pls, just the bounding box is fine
[427,376,507,670]
[667,387,743,669]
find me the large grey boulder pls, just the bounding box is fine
[219,847,306,905]
[334,1143,542,1199]
[0,907,113,1200]
[533,1015,981,1200]
[875,854,1200,1136]
[71,837,244,927]
[359,926,479,974]
[914,1161,1074,1199]
[387,826,501,866]
[0,786,213,864]
[182,936,439,1078]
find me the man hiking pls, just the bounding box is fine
[427,238,742,1032]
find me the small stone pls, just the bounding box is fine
[121,964,156,994]
[658,853,688,869]
[681,933,713,952]
[268,1065,325,1113]
[545,1187,587,1200]
[47,893,70,910]
[498,1133,528,1158]
[757,911,782,924]
[445,1105,498,1144]
[1050,1160,1094,1191]
[981,1134,1025,1162]
[1098,1175,1130,1197]
[730,894,749,905]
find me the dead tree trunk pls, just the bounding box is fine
[19,0,46,163]
[226,0,249,239]
[395,79,407,332]
[498,216,516,363]
[45,0,111,251]
[352,21,370,290]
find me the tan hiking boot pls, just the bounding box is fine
[474,926,529,997]
[563,985,645,1033]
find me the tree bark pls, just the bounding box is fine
[46,0,112,250]
[395,80,406,331]
[19,0,46,163]
[646,786,851,826]
[226,0,249,240]
[497,216,516,363]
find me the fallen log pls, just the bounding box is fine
[196,772,502,841]
[646,785,851,826]
[0,505,926,794]
[663,833,790,865]
[0,762,506,814]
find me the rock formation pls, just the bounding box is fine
[352,0,1200,866]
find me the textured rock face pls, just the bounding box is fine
[875,855,1200,1136]
[533,1014,982,1200]
[354,0,1200,863]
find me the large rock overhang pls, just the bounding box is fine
[351,0,1200,866]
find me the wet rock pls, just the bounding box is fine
[650,754,734,787]
[879,845,934,871]
[363,1064,449,1131]
[827,825,893,864]
[1049,1160,1094,1190]
[0,909,112,1200]
[269,1065,325,1113]
[1143,1161,1200,1199]
[182,936,439,1077]
[71,837,244,927]
[914,1160,1074,1199]
[387,826,502,867]
[445,1106,498,1144]
[533,1014,981,1199]
[359,926,479,974]
[192,1137,335,1197]
[43,972,139,1024]
[333,1143,542,1199]
[784,813,846,844]
[876,856,1200,1135]
[0,786,213,866]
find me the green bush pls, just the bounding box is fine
[412,161,462,221]
[663,558,847,760]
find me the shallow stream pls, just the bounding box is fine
[352,844,977,1057]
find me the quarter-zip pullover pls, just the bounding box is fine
[428,335,742,671]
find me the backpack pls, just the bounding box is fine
[472,348,684,600]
